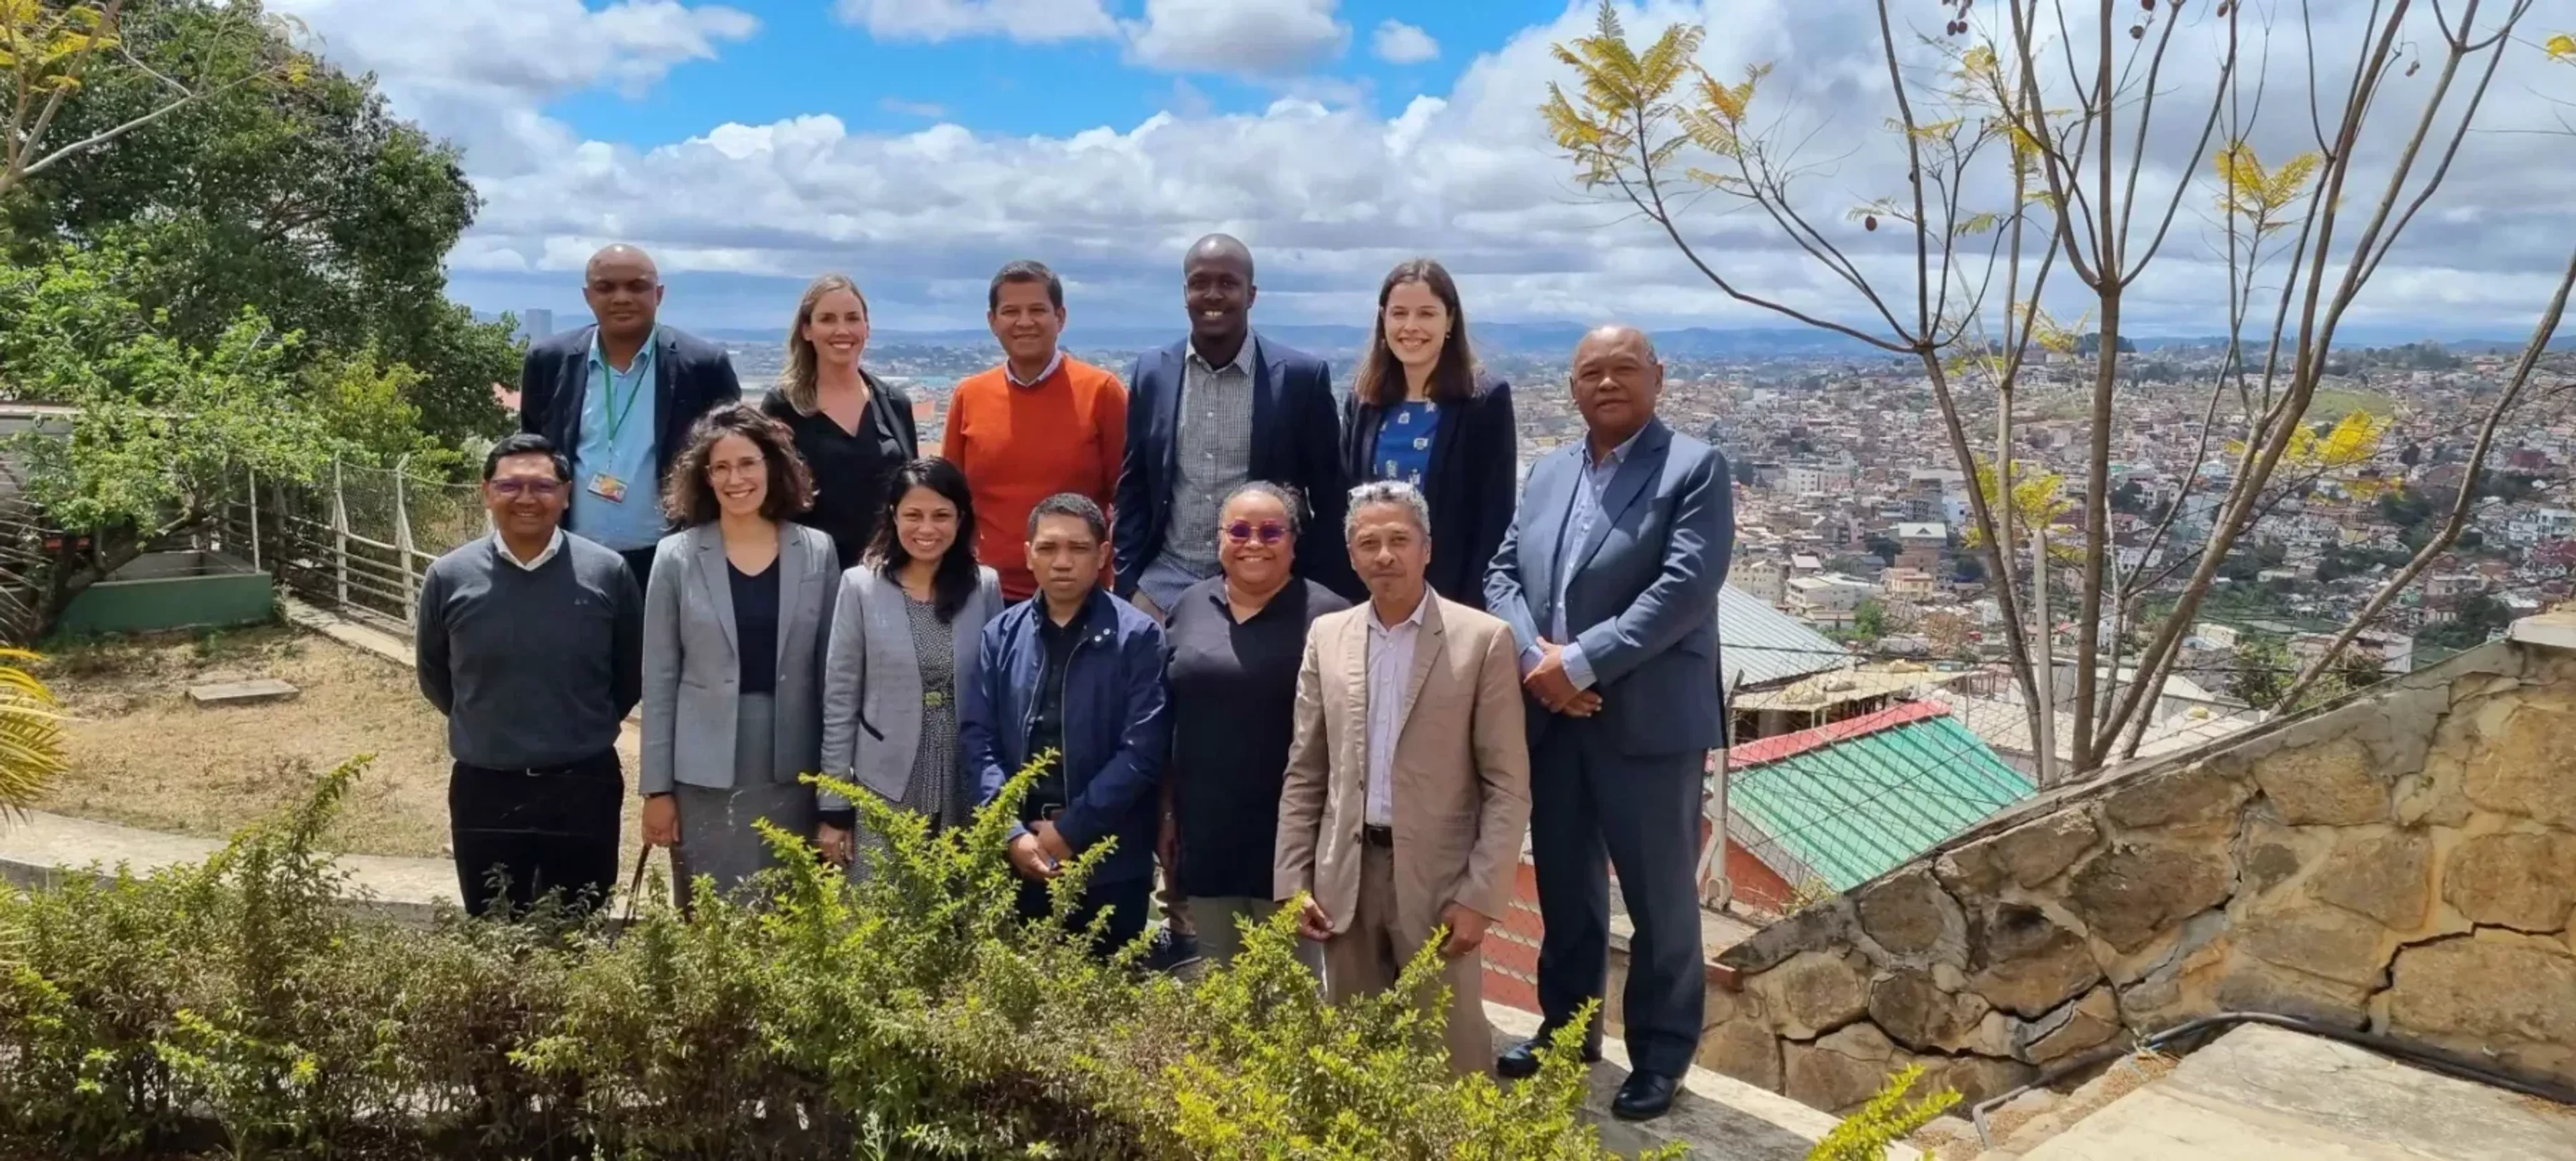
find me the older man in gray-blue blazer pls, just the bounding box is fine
[1484,324,1732,1123]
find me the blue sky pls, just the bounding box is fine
[548,3,1540,149]
[272,0,2576,338]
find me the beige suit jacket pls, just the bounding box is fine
[1275,593,1532,936]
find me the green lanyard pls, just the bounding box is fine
[600,356,649,445]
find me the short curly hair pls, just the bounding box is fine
[661,403,816,525]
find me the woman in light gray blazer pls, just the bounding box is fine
[816,458,1004,864]
[639,404,841,909]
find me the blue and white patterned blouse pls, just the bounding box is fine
[1372,400,1441,486]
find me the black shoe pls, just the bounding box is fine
[1142,925,1201,974]
[1611,1071,1680,1121]
[1495,1034,1603,1080]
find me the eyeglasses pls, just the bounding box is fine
[1223,520,1289,545]
[490,479,565,498]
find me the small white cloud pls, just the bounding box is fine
[879,97,949,119]
[1126,0,1348,77]
[1371,19,1438,65]
[836,0,1116,44]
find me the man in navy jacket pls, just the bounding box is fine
[965,493,1169,954]
[1485,325,1733,1122]
[518,244,743,593]
[1114,234,1358,613]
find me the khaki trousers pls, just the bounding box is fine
[1323,844,1493,1076]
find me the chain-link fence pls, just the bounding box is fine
[218,456,485,637]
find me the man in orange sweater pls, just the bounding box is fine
[942,260,1129,601]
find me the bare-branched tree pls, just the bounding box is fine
[1544,0,2573,782]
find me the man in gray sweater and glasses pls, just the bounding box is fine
[416,433,644,919]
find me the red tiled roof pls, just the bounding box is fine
[1729,699,1951,767]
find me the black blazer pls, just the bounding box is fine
[1340,376,1518,610]
[1115,332,1359,599]
[518,324,745,532]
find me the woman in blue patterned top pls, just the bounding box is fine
[1337,258,1517,609]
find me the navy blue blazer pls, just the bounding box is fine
[1115,332,1359,599]
[1485,418,1733,756]
[518,324,744,533]
[1340,376,1519,610]
[962,588,1169,886]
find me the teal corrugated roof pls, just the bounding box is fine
[1731,711,2034,891]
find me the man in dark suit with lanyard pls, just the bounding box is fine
[518,244,743,594]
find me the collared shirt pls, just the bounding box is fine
[1004,349,1067,389]
[569,327,664,552]
[1535,425,1648,691]
[1364,589,1431,828]
[1147,338,1258,600]
[1024,598,1093,813]
[492,527,566,572]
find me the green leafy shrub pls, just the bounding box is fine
[1805,1064,1960,1161]
[0,760,1646,1159]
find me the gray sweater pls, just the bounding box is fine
[416,532,643,770]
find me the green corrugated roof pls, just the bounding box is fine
[1731,711,2034,891]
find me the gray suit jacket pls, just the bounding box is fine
[639,522,839,793]
[817,564,1005,812]
[1484,417,1733,756]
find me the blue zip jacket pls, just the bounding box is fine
[963,587,1169,885]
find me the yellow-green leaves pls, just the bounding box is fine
[2544,32,2573,63]
[2213,141,2323,235]
[0,648,64,817]
[1540,1,1774,193]
[2230,408,2390,494]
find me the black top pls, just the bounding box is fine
[416,536,644,770]
[761,378,918,570]
[729,560,781,695]
[1163,576,1350,898]
[1024,598,1092,813]
[1338,376,1519,610]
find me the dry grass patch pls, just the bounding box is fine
[36,623,642,868]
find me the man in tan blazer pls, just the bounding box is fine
[1276,480,1532,1074]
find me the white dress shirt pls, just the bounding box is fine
[1363,589,1430,827]
[494,527,566,572]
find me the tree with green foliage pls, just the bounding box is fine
[1852,599,1889,640]
[0,250,340,639]
[3,0,516,448]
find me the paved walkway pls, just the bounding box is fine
[2008,1024,2576,1160]
[0,806,458,923]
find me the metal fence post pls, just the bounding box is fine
[330,456,350,608]
[247,466,262,570]
[393,452,417,622]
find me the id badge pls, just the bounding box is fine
[587,472,627,503]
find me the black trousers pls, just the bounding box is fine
[449,751,624,920]
[1015,872,1153,959]
[618,546,657,595]
[1527,722,1708,1078]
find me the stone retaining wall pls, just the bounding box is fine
[1701,622,2576,1115]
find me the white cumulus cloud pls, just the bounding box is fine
[1371,19,1439,65]
[1124,0,1350,77]
[835,0,1118,44]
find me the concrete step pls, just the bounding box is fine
[1997,1024,2576,1160]
[1487,1003,1921,1161]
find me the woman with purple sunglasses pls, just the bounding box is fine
[1157,480,1349,972]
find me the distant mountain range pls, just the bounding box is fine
[490,314,2569,357]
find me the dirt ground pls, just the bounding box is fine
[35,624,643,865]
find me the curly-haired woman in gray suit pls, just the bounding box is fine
[637,403,840,910]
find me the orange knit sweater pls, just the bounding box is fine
[941,356,1128,600]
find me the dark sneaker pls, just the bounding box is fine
[1142,924,1201,974]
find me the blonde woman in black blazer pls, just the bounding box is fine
[1338,258,1518,611]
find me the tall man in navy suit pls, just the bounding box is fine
[518,244,744,595]
[1115,234,1357,613]
[1115,233,1357,970]
[1485,325,1732,1122]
